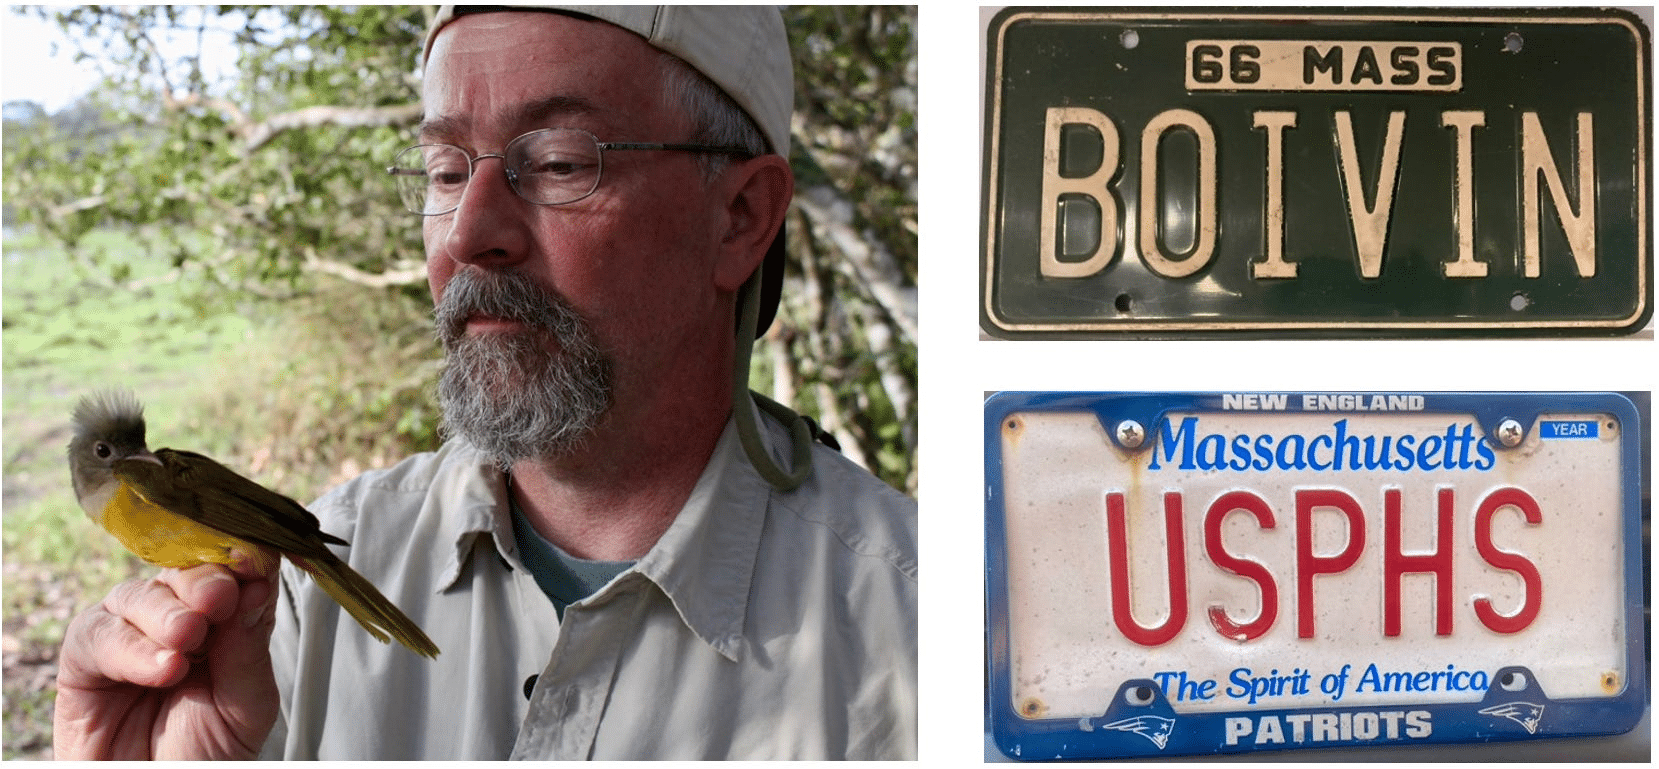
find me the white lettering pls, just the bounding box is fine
[1299,394,1425,412]
[1407,710,1433,738]
[1040,107,1120,278]
[1224,393,1290,410]
[1312,712,1341,741]
[1257,714,1285,744]
[1139,109,1218,278]
[1522,111,1596,278]
[1353,712,1380,740]
[1334,111,1406,278]
[1031,107,1603,287]
[1252,110,1299,278]
[1221,710,1434,746]
[1441,111,1488,277]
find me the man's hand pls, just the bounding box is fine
[53,553,281,760]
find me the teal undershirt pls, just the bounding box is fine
[507,477,634,619]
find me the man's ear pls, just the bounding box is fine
[714,155,793,292]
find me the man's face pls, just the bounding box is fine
[421,13,730,462]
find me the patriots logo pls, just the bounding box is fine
[1102,715,1176,749]
[1479,702,1545,734]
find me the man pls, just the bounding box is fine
[52,6,917,760]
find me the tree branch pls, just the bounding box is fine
[46,195,108,219]
[792,182,918,344]
[159,93,421,155]
[163,91,249,125]
[301,250,427,288]
[239,103,423,153]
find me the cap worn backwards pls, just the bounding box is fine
[422,5,793,156]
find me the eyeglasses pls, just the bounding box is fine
[388,127,755,216]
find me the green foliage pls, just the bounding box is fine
[2,229,256,558]
[3,5,918,496]
[187,280,444,502]
[3,229,247,374]
[768,7,919,493]
[4,6,427,298]
[786,5,918,280]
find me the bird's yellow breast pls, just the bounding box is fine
[99,481,255,569]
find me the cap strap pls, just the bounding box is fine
[731,266,814,491]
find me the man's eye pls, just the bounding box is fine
[429,168,470,186]
[526,159,588,176]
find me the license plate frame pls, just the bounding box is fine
[981,8,1652,337]
[984,392,1646,759]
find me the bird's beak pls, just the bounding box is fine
[132,450,163,466]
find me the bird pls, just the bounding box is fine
[67,389,439,658]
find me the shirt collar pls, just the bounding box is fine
[626,418,770,661]
[436,418,773,661]
[428,440,514,591]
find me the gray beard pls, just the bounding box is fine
[434,268,613,466]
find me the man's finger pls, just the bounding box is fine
[57,600,189,692]
[157,564,240,624]
[229,546,282,582]
[203,572,281,745]
[106,578,215,653]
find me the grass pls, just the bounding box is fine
[1,227,442,758]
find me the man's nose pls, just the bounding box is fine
[433,155,531,269]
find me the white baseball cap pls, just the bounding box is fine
[423,5,794,156]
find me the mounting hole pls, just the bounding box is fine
[1114,293,1134,313]
[1120,29,1139,50]
[1126,685,1156,706]
[1503,32,1524,53]
[1499,671,1528,691]
[1509,292,1531,311]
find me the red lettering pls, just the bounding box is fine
[1100,486,1546,644]
[1107,491,1189,646]
[1295,489,1366,638]
[1383,487,1454,636]
[1205,490,1279,641]
[1473,487,1543,633]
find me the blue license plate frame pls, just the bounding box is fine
[985,392,1646,759]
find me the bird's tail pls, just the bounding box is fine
[290,551,441,659]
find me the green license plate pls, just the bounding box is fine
[982,8,1652,336]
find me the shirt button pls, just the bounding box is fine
[523,674,539,700]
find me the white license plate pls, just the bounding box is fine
[985,392,1645,759]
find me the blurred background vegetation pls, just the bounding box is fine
[2,5,916,758]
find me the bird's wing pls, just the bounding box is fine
[116,449,349,556]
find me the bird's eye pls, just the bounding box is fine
[94,442,112,459]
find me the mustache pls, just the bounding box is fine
[433,268,584,344]
[432,268,613,464]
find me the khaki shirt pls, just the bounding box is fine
[260,416,918,759]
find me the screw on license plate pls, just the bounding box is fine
[1116,420,1146,448]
